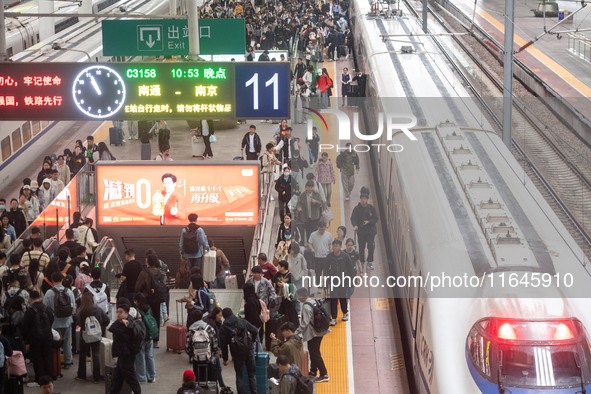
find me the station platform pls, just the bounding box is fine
[451,0,591,117]
[14,55,410,394]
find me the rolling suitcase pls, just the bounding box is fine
[105,364,131,394]
[243,341,269,394]
[195,362,218,394]
[109,127,123,146]
[99,337,114,376]
[6,376,24,394]
[50,347,62,380]
[265,313,287,351]
[225,274,238,289]
[203,250,217,283]
[167,302,187,353]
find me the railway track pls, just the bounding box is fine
[400,0,591,260]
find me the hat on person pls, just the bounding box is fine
[23,185,31,190]
[80,262,89,269]
[30,180,39,191]
[183,370,195,382]
[42,178,51,185]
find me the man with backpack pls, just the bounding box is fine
[276,355,314,394]
[270,322,304,372]
[180,213,209,271]
[23,290,54,387]
[108,298,144,394]
[186,309,219,383]
[219,308,260,394]
[43,272,76,369]
[2,254,31,291]
[294,288,329,383]
[84,267,110,328]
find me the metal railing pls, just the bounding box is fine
[246,173,275,278]
[92,236,125,297]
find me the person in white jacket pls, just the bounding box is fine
[77,218,98,258]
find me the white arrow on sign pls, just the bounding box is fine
[139,26,161,48]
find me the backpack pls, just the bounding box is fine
[86,283,109,313]
[285,372,314,394]
[3,289,24,318]
[196,288,216,314]
[182,226,200,254]
[230,323,252,355]
[82,315,103,343]
[30,304,53,344]
[190,326,212,362]
[139,309,159,341]
[304,300,330,333]
[259,299,270,323]
[129,318,146,355]
[52,288,73,318]
[3,268,24,289]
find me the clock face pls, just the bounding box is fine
[72,65,126,119]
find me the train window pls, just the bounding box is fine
[22,122,31,143]
[55,17,79,33]
[467,326,491,377]
[32,121,41,136]
[1,136,11,161]
[11,128,21,151]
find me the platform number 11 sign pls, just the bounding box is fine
[235,63,289,119]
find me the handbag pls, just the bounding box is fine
[6,350,27,377]
[322,206,334,223]
[209,134,217,143]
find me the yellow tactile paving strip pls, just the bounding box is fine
[315,62,351,394]
[475,8,591,97]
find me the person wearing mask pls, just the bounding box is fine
[275,165,292,221]
[75,292,109,382]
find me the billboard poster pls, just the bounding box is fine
[95,163,259,226]
[30,179,77,228]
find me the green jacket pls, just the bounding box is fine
[271,335,304,372]
[296,191,323,222]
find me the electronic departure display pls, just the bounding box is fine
[0,62,290,120]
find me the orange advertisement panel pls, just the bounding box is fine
[95,163,259,226]
[30,180,77,228]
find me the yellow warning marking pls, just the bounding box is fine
[476,8,591,97]
[375,298,394,311]
[391,353,405,371]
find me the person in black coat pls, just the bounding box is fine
[241,125,262,160]
[243,282,262,331]
[275,166,292,220]
[108,299,142,394]
[350,187,379,270]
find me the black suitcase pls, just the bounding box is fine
[338,45,347,58]
[105,364,132,394]
[6,376,24,394]
[109,127,123,146]
[195,362,218,394]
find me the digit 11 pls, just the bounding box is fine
[244,72,279,110]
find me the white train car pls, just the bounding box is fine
[349,0,591,392]
[4,0,128,57]
[0,0,180,193]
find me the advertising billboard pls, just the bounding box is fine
[95,162,259,226]
[30,179,77,228]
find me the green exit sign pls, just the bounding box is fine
[102,19,246,57]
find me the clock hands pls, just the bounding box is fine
[90,75,102,95]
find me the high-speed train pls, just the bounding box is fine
[0,0,188,193]
[4,0,128,57]
[348,0,591,392]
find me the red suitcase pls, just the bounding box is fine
[50,347,62,380]
[167,301,187,354]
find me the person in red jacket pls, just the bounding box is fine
[316,68,332,109]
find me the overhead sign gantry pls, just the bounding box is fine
[0,62,289,120]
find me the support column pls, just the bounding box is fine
[502,0,515,148]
